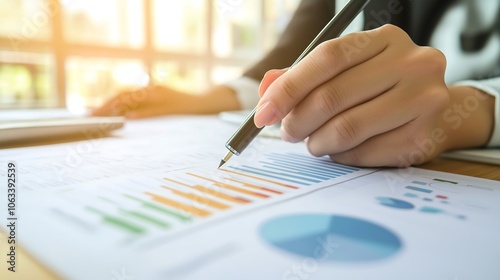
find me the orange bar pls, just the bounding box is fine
[219,169,299,189]
[164,177,250,204]
[145,192,211,217]
[225,178,283,195]
[163,177,190,187]
[162,186,230,210]
[191,185,251,204]
[188,173,269,199]
[215,183,268,198]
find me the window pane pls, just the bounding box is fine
[153,0,207,54]
[62,0,144,47]
[152,61,207,93]
[66,57,148,112]
[0,0,52,42]
[212,0,261,59]
[0,52,55,108]
[263,0,300,50]
[211,65,243,85]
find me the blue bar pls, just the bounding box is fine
[405,186,433,193]
[242,165,321,183]
[423,198,433,202]
[260,160,345,178]
[228,166,310,186]
[412,181,427,186]
[306,154,360,170]
[261,164,332,181]
[266,156,350,176]
[420,206,443,213]
[404,193,418,198]
[261,163,333,180]
[317,159,360,171]
[269,153,355,174]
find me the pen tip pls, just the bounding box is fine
[219,150,233,169]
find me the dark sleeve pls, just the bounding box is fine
[243,0,335,81]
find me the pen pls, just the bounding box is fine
[219,0,372,168]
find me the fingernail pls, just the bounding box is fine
[254,101,279,128]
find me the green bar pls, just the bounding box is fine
[433,178,458,184]
[103,216,145,234]
[123,210,171,229]
[86,207,145,235]
[124,194,191,222]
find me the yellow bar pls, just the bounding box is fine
[163,177,250,204]
[188,173,269,198]
[225,178,283,195]
[191,185,251,204]
[162,186,230,210]
[145,192,211,217]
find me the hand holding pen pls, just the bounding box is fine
[221,0,495,168]
[220,0,372,168]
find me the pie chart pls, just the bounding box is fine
[260,214,402,262]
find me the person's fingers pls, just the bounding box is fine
[305,85,435,157]
[280,50,403,142]
[328,116,443,167]
[259,69,287,98]
[125,105,172,119]
[91,94,129,116]
[91,88,150,116]
[254,25,404,128]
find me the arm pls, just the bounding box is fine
[244,0,334,81]
[92,85,240,118]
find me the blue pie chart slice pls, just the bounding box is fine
[377,197,415,209]
[260,214,401,262]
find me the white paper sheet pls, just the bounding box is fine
[1,116,499,280]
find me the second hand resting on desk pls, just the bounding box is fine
[218,0,372,168]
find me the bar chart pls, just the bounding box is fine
[45,152,365,238]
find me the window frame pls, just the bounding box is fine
[0,0,285,108]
